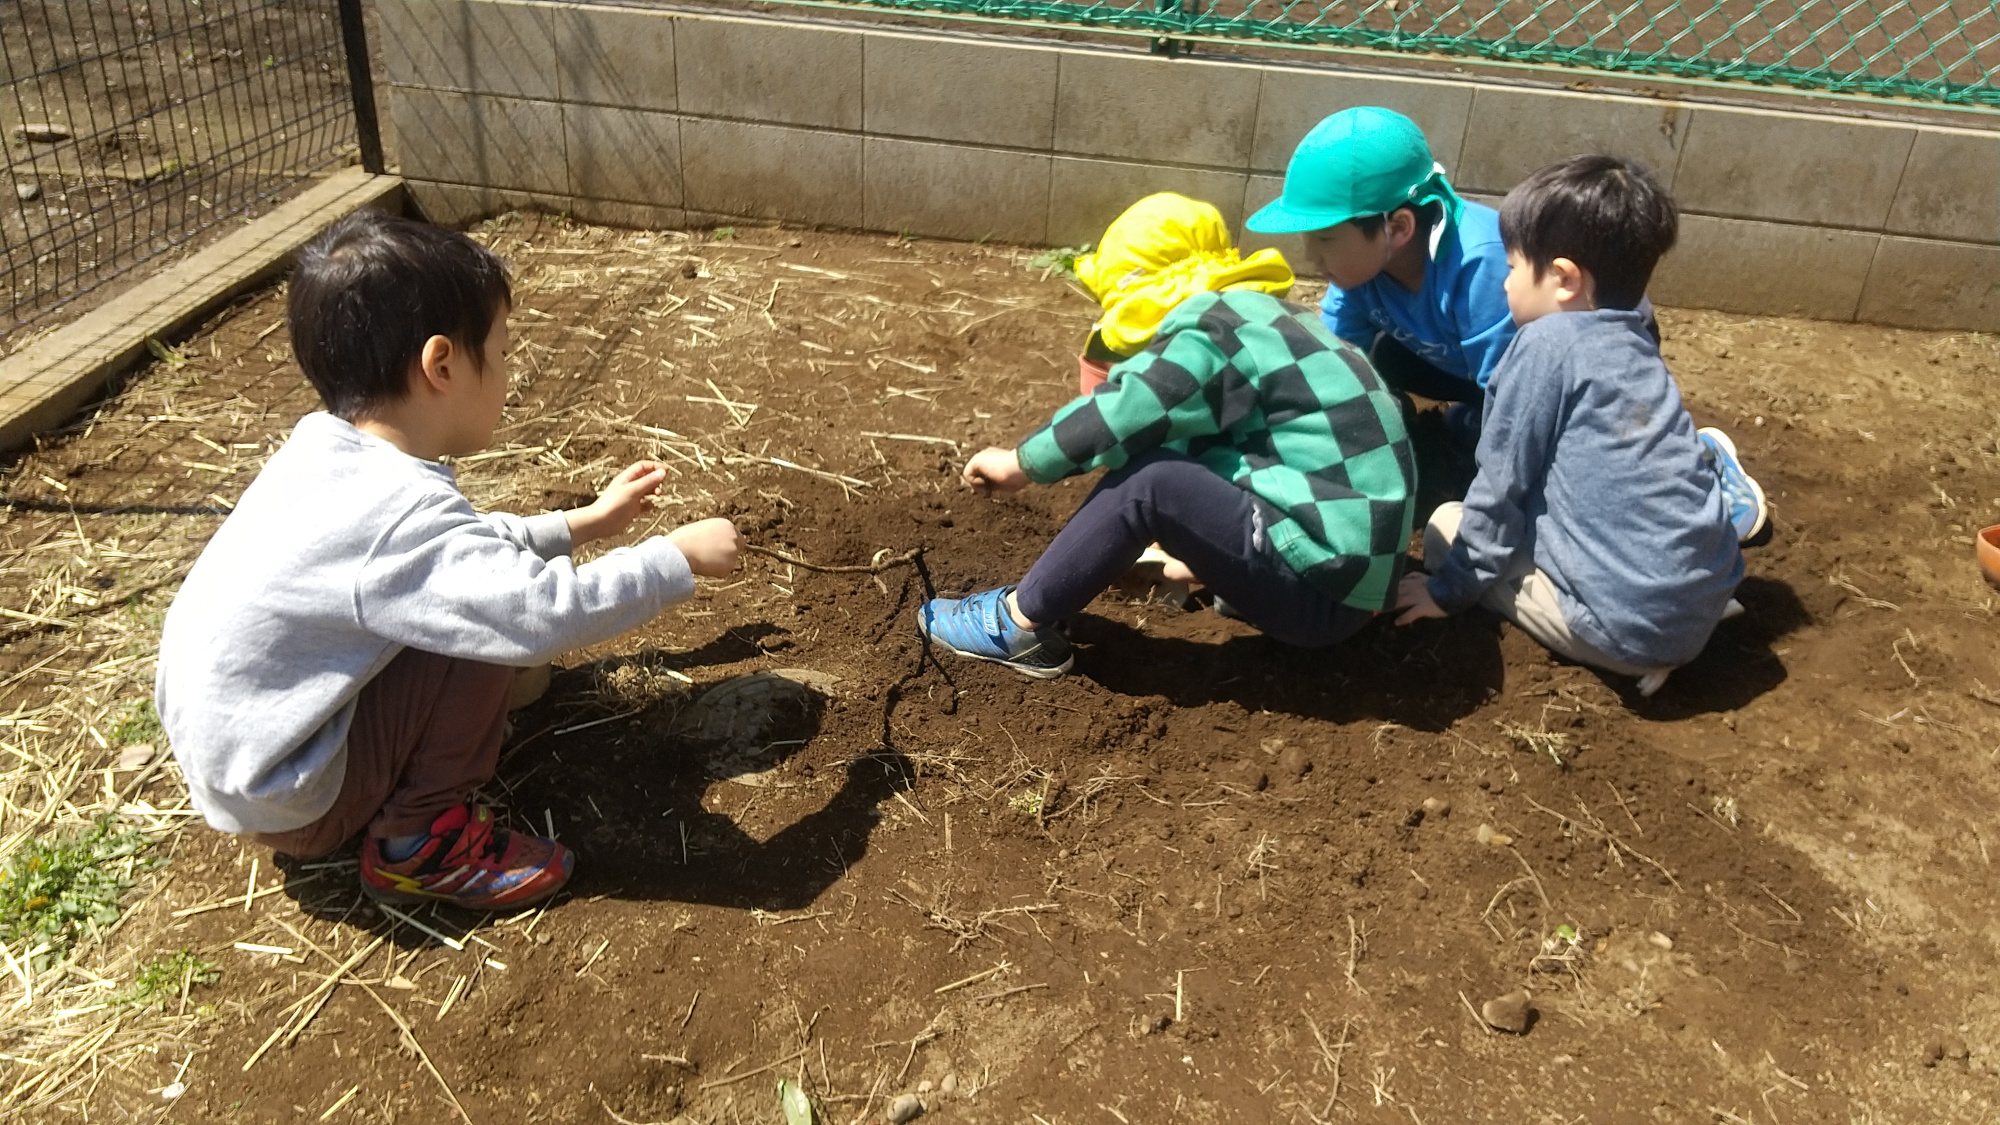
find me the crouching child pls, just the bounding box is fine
[1394,156,1769,696]
[156,211,745,909]
[920,193,1416,676]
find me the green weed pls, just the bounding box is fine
[711,226,737,241]
[118,948,219,1010]
[110,699,164,747]
[0,818,160,968]
[1026,244,1091,281]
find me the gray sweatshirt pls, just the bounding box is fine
[157,412,695,834]
[1428,309,1743,669]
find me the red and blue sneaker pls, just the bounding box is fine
[360,804,573,910]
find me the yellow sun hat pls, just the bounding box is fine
[1074,193,1294,357]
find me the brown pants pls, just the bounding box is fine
[253,649,513,859]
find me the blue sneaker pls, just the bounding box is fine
[919,587,1073,679]
[1698,427,1769,545]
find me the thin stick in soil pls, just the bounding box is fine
[747,543,920,574]
[697,1046,810,1090]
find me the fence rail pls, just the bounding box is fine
[812,0,2000,107]
[1,0,370,355]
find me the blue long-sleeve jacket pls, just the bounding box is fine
[1320,201,1516,389]
[1428,309,1744,669]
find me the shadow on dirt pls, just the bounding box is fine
[502,630,914,912]
[1063,573,1806,726]
[1627,573,1810,717]
[1066,606,1506,731]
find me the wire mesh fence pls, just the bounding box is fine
[1,0,370,355]
[817,0,2000,106]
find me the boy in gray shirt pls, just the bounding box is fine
[1394,155,1768,697]
[156,212,745,909]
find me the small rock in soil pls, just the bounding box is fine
[1277,743,1313,779]
[1647,931,1675,951]
[1144,1014,1173,1035]
[116,742,155,771]
[917,1080,933,1094]
[1475,823,1514,847]
[887,1093,924,1123]
[1942,1034,1970,1060]
[1422,797,1450,817]
[13,180,38,202]
[1482,989,1534,1034]
[1234,761,1269,792]
[1925,1040,1947,1067]
[940,1074,958,1095]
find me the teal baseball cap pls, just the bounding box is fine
[1247,107,1460,234]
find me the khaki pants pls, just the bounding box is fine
[1423,503,1666,678]
[252,649,513,859]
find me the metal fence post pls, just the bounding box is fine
[337,0,386,174]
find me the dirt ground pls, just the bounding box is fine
[3,215,1999,1124]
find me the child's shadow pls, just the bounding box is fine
[1623,574,1808,715]
[505,648,910,911]
[1069,606,1505,731]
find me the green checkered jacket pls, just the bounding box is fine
[1017,290,1416,611]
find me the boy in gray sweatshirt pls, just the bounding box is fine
[1393,155,1768,697]
[155,211,745,909]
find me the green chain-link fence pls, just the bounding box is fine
[816,0,2000,106]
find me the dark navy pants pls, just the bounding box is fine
[1012,451,1375,648]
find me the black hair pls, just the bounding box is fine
[1498,154,1677,310]
[1349,201,1437,240]
[286,210,512,419]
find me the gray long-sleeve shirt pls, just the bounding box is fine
[157,412,695,834]
[1428,309,1743,668]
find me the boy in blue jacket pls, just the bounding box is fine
[1248,107,1514,427]
[1393,155,1768,697]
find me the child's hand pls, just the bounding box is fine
[1393,572,1448,626]
[963,447,1029,496]
[667,518,746,578]
[568,461,668,545]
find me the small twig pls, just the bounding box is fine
[698,1047,809,1090]
[374,903,465,951]
[747,543,920,574]
[1509,848,1553,911]
[933,961,1009,995]
[596,1090,678,1125]
[1523,794,1682,890]
[1458,990,1497,1035]
[360,985,474,1125]
[1607,782,1645,836]
[171,872,318,916]
[972,983,1047,1003]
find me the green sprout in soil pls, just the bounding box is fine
[118,948,219,1010]
[711,226,737,241]
[1008,791,1045,817]
[1026,244,1091,281]
[0,818,160,969]
[111,698,165,747]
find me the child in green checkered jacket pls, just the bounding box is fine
[920,193,1417,678]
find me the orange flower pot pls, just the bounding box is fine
[1979,525,2000,589]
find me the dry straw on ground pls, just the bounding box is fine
[0,213,1059,1118]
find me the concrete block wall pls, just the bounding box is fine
[379,0,2000,332]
